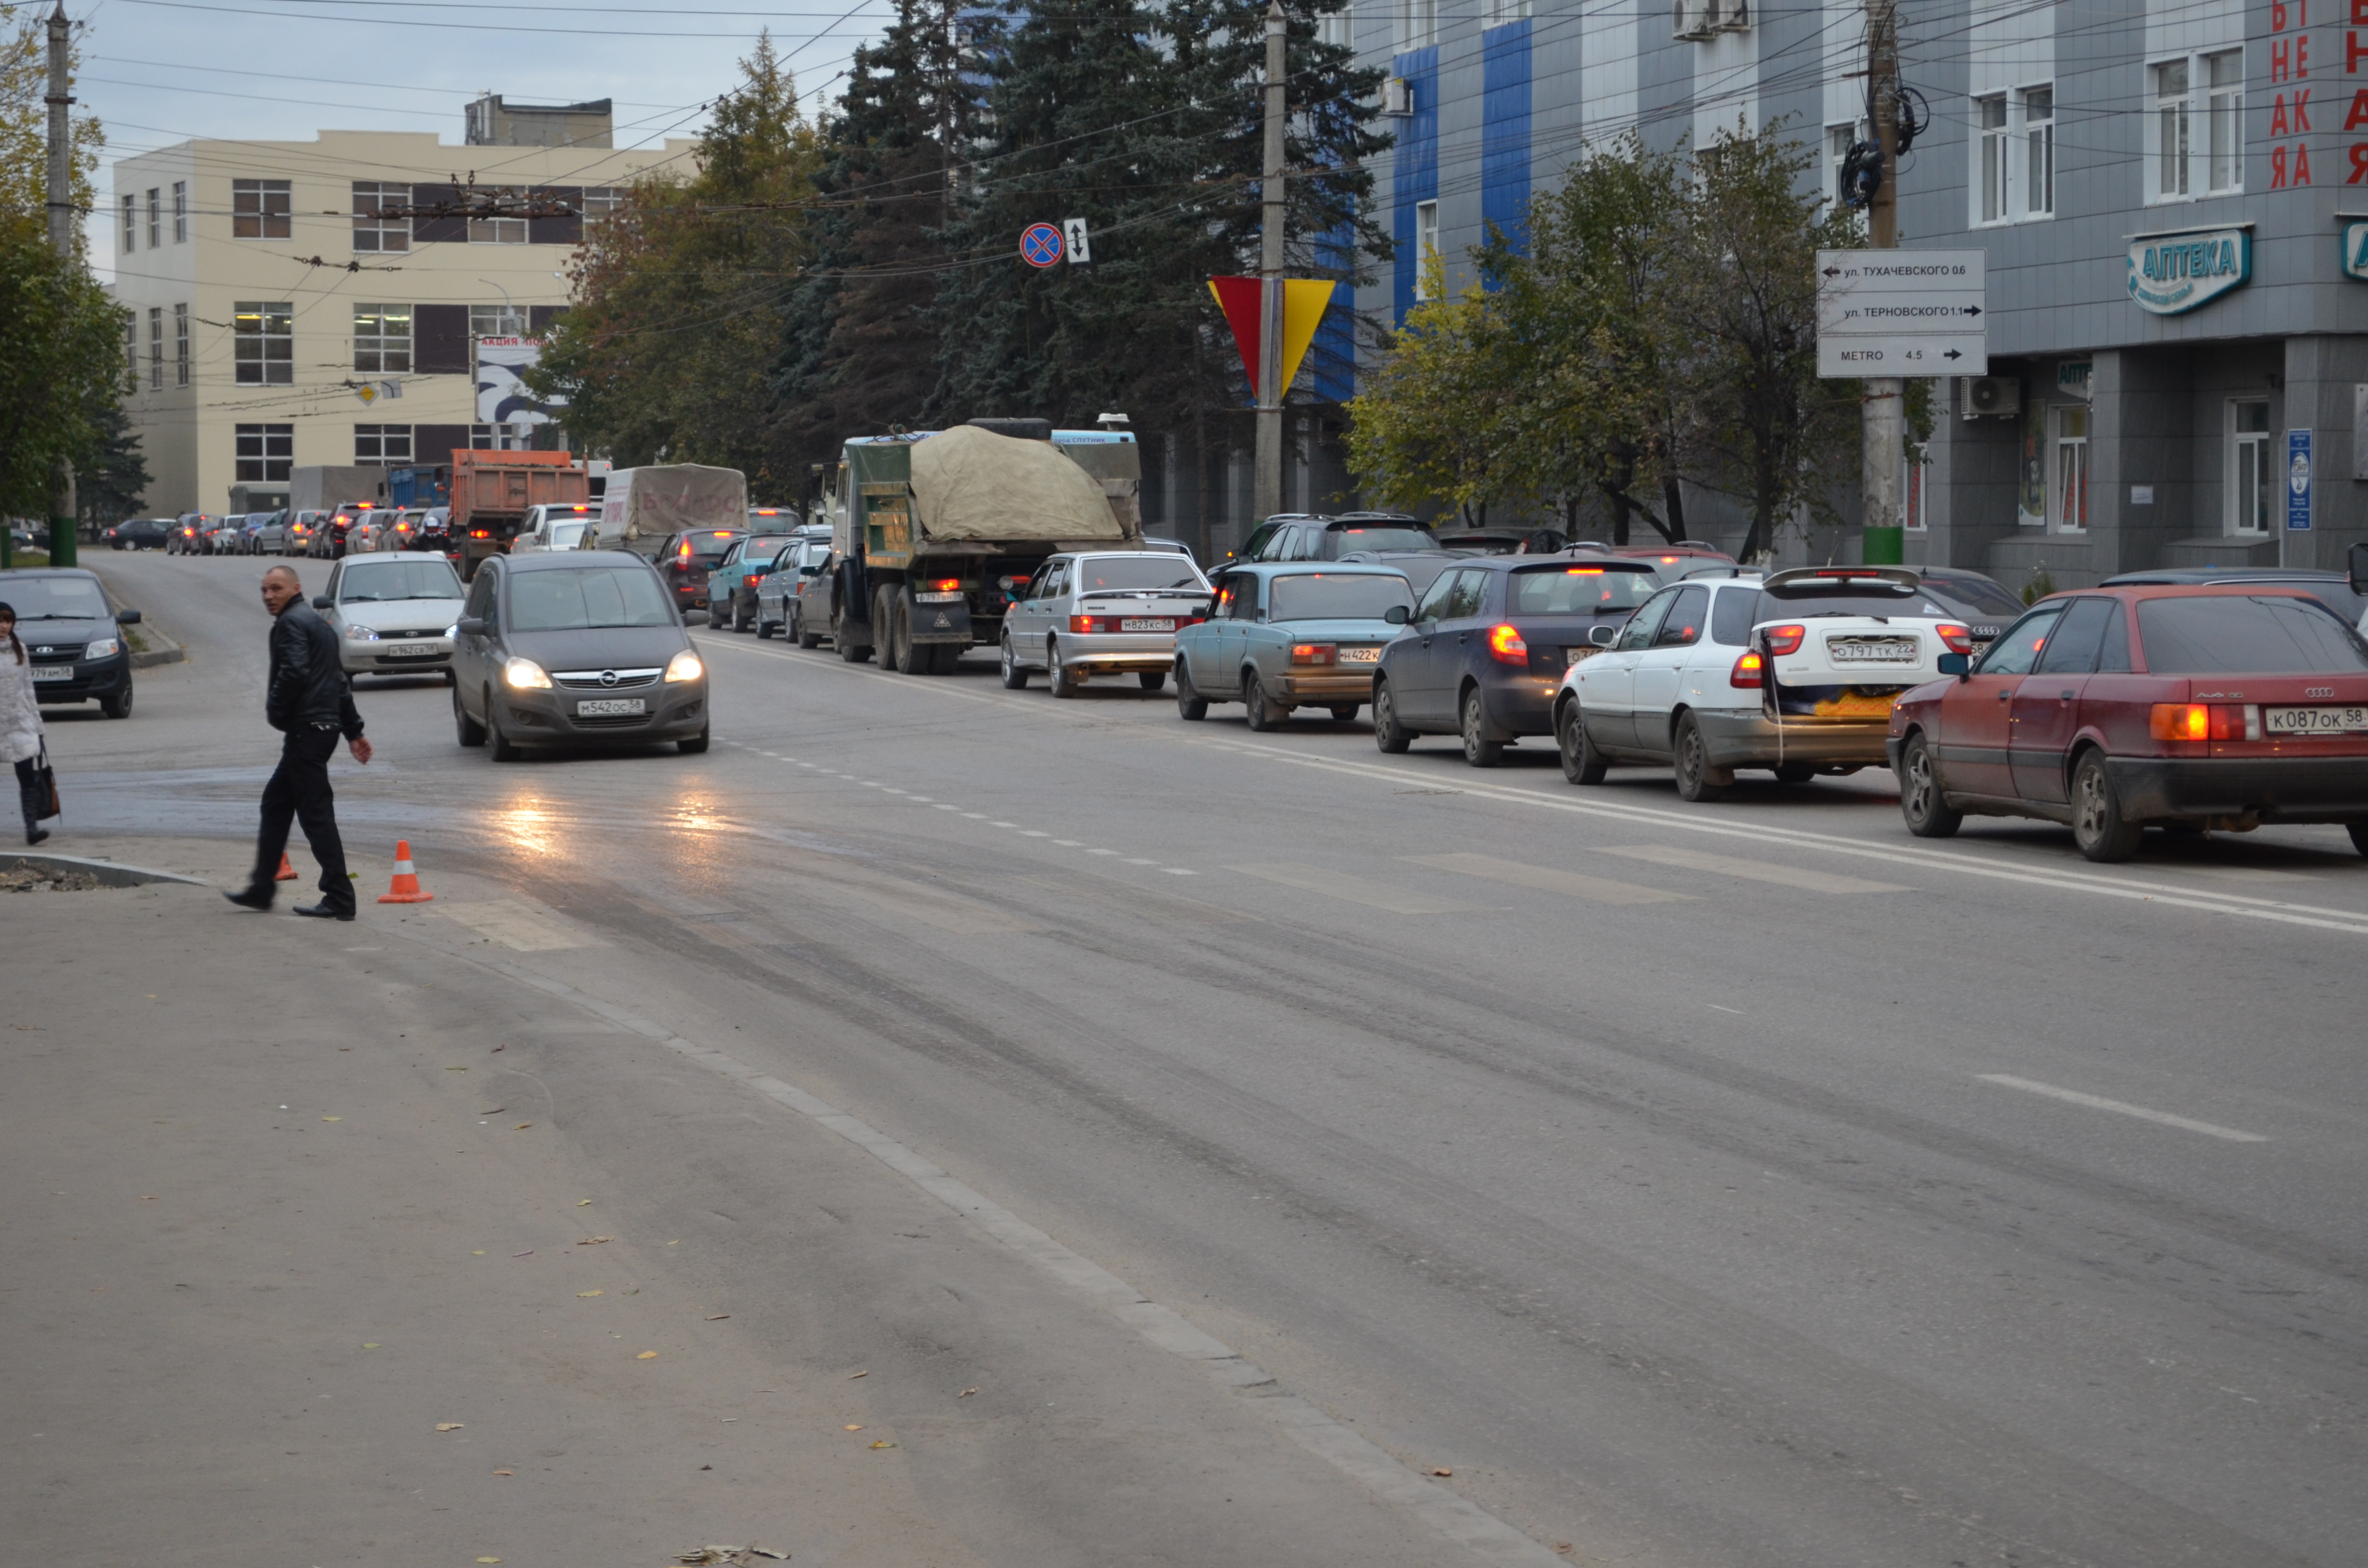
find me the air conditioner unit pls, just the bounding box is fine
[1711,0,1750,32]
[1672,0,1714,40]
[1962,376,2021,419]
[1382,76,1413,116]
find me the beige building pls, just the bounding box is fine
[109,98,692,516]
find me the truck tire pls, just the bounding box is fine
[835,601,871,662]
[925,642,962,674]
[875,588,906,672]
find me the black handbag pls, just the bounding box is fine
[31,739,57,820]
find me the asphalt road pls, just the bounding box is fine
[15,551,2368,1568]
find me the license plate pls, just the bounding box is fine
[30,665,71,682]
[1338,646,1381,664]
[2265,705,2368,734]
[1827,637,1916,662]
[575,698,647,717]
[1564,646,1599,667]
[1120,617,1176,632]
[382,643,439,658]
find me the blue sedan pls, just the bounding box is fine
[1173,563,1415,729]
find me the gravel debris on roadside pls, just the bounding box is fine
[0,868,106,893]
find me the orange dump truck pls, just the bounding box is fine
[447,450,591,577]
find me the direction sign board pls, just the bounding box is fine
[1816,248,1987,377]
[1020,222,1064,268]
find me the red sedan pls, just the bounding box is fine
[1887,584,2368,861]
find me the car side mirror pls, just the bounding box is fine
[311,596,333,611]
[1588,623,1618,648]
[1383,604,1410,625]
[1937,651,1971,678]
[115,608,142,625]
[2350,540,2368,596]
[457,616,486,636]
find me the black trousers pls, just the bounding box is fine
[14,756,43,832]
[250,725,352,909]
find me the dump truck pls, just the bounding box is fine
[814,419,1143,673]
[590,464,749,556]
[448,451,591,577]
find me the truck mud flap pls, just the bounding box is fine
[908,593,972,645]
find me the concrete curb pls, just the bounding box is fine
[80,559,187,666]
[0,850,208,887]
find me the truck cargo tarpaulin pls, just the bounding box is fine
[909,424,1126,545]
[596,464,749,551]
[474,337,563,426]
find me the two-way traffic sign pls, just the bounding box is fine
[1815,249,1987,377]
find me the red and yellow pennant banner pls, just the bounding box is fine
[1208,277,1337,401]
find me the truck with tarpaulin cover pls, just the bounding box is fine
[590,464,750,556]
[815,418,1143,673]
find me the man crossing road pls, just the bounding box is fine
[223,564,372,920]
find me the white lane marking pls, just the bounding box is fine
[990,821,1016,828]
[933,803,961,811]
[1976,1075,2268,1143]
[1162,868,1198,876]
[1124,858,1156,865]
[1229,862,1477,915]
[1054,839,1083,846]
[1405,853,1687,906]
[693,632,2368,935]
[1020,830,1051,838]
[962,812,987,819]
[1708,1004,1745,1015]
[384,928,1567,1568]
[1592,844,1908,895]
[1086,848,1120,857]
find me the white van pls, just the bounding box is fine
[511,502,600,554]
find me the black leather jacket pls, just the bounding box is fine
[266,600,364,737]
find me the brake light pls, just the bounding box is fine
[1485,624,1529,665]
[471,529,490,539]
[1070,613,1096,634]
[927,577,961,593]
[1936,623,1973,654]
[1290,643,1336,666]
[743,573,762,586]
[1564,566,1603,575]
[1729,651,1764,688]
[678,540,693,560]
[709,531,734,538]
[2150,703,2258,741]
[1763,624,1805,656]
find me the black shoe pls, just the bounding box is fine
[223,886,273,911]
[24,825,48,845]
[292,900,356,922]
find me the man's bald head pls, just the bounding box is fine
[259,564,303,616]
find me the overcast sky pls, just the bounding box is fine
[75,0,895,273]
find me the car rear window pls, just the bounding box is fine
[1074,556,1209,593]
[1923,573,2025,618]
[685,532,740,563]
[1754,586,1963,620]
[1508,564,1658,613]
[2135,594,2368,674]
[743,535,800,558]
[1268,573,1415,621]
[341,560,463,602]
[1328,525,1438,552]
[509,566,675,631]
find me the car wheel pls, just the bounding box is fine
[1772,761,1817,784]
[796,607,822,651]
[1050,639,1083,698]
[453,681,485,747]
[1672,712,1730,802]
[1138,671,1165,691]
[1329,704,1359,722]
[100,681,133,719]
[1372,677,1412,754]
[1556,700,1607,785]
[1459,687,1504,768]
[679,725,711,755]
[755,610,774,639]
[1000,634,1029,689]
[2070,748,2143,862]
[1243,671,1285,730]
[1175,657,1208,720]
[486,697,521,762]
[733,599,752,633]
[1898,733,1961,838]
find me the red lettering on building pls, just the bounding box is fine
[2277,0,2290,27]
[2276,38,2293,80]
[2343,87,2368,126]
[2349,142,2368,180]
[2351,30,2368,70]
[2275,92,2293,134]
[2274,145,2292,186]
[2300,143,2316,181]
[2301,87,2317,129]
[2301,33,2314,74]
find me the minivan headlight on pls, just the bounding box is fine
[503,656,553,690]
[343,622,380,642]
[83,637,119,660]
[664,649,704,684]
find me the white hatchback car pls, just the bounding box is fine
[1555,566,1977,801]
[315,551,469,679]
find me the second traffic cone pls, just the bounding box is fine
[376,839,434,904]
[274,852,297,881]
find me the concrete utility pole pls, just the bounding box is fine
[45,0,78,568]
[1860,0,1902,566]
[1253,0,1287,526]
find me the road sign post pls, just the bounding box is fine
[1020,222,1064,269]
[1815,249,1989,378]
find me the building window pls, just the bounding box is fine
[580,186,625,223]
[235,423,294,483]
[148,306,163,391]
[233,301,294,385]
[2205,49,2243,194]
[355,424,413,466]
[2023,86,2054,216]
[233,178,293,239]
[2230,400,2272,534]
[1317,5,1350,47]
[174,304,189,387]
[123,318,136,382]
[1825,122,1859,211]
[469,423,531,451]
[172,180,187,242]
[1413,200,1439,300]
[354,305,412,373]
[1482,0,1528,25]
[351,181,410,253]
[468,187,527,245]
[146,188,160,248]
[2149,60,2193,201]
[470,304,528,339]
[1395,0,1435,52]
[121,196,136,253]
[2050,405,2089,533]
[1976,94,2009,223]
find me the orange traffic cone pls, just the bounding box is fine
[376,839,434,904]
[274,852,298,881]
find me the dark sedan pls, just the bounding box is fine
[0,567,141,718]
[2100,566,2368,634]
[1890,585,2368,861]
[1373,557,1657,765]
[656,528,745,619]
[103,519,172,551]
[449,551,709,760]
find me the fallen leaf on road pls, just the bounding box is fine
[848,1370,867,1379]
[958,1388,977,1398]
[480,1108,505,1115]
[869,1440,897,1449]
[361,1343,380,1349]
[1552,1545,1573,1556]
[578,1237,611,1245]
[321,1116,341,1122]
[477,1558,502,1564]
[578,1200,592,1206]
[843,1424,863,1432]
[578,1290,604,1298]
[512,1250,533,1257]
[513,1123,531,1130]
[445,1066,467,1071]
[493,1470,513,1476]
[1430,1468,1453,1477]
[637,1351,658,1359]
[436,1423,465,1432]
[706,1314,729,1321]
[471,1250,486,1256]
[142,1195,156,1200]
[491,1044,504,1052]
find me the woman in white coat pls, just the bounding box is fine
[0,601,53,845]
